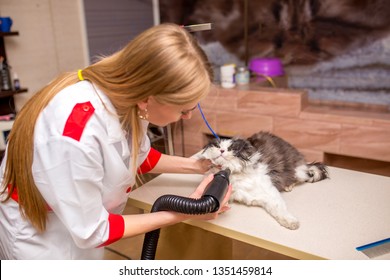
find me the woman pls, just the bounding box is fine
[0,23,231,259]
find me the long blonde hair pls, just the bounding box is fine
[0,23,213,232]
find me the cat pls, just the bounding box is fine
[159,0,390,65]
[198,131,329,230]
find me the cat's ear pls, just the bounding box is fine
[192,148,206,159]
[202,142,211,149]
[204,139,220,148]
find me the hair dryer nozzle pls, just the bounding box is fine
[218,168,231,180]
[202,169,231,212]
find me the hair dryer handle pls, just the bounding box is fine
[202,169,231,212]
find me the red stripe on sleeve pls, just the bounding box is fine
[137,147,162,174]
[62,101,95,141]
[98,213,125,247]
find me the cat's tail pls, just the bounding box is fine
[296,162,329,183]
[306,162,329,183]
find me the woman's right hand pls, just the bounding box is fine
[122,174,232,239]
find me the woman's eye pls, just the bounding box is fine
[181,106,197,116]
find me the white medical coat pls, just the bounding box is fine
[0,81,161,259]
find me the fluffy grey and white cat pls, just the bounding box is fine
[198,131,329,230]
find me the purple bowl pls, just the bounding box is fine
[249,58,284,77]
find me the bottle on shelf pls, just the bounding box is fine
[13,73,20,90]
[0,56,12,91]
[235,66,250,85]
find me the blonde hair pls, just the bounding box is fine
[0,23,213,232]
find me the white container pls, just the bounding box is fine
[0,120,14,150]
[220,64,236,88]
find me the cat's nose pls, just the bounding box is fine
[220,149,225,154]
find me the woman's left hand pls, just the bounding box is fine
[189,173,232,220]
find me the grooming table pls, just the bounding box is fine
[128,166,390,259]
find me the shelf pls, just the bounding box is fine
[0,31,19,37]
[0,88,28,98]
[0,30,23,155]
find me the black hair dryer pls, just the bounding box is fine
[140,169,231,260]
[201,168,231,212]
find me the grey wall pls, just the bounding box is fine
[84,0,154,62]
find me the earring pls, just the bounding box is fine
[138,107,149,120]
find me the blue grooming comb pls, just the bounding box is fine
[197,103,220,141]
[356,237,390,258]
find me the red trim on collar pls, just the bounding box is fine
[62,101,95,141]
[7,184,19,202]
[137,147,162,174]
[7,184,52,211]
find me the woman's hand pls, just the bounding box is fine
[194,158,214,173]
[148,154,219,174]
[188,173,232,220]
[194,158,223,174]
[122,173,232,239]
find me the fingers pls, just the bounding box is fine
[218,203,231,214]
[196,158,213,173]
[196,158,223,173]
[189,178,233,221]
[217,184,232,215]
[197,203,231,220]
[215,184,232,216]
[189,173,214,198]
[220,184,232,207]
[203,158,212,168]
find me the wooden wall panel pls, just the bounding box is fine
[200,87,239,111]
[339,125,390,162]
[237,90,306,117]
[175,86,390,170]
[273,117,341,153]
[215,112,273,138]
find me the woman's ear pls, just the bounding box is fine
[137,98,149,110]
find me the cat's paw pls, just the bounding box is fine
[286,220,300,230]
[278,216,300,230]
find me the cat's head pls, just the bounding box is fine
[200,138,260,173]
